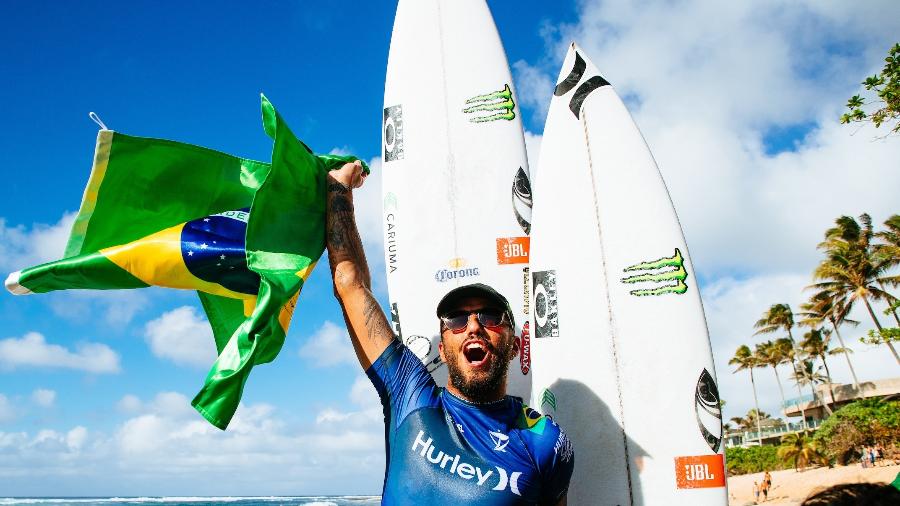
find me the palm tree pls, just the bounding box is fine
[754,303,798,342]
[729,409,772,432]
[800,329,837,412]
[874,214,900,323]
[778,431,827,471]
[729,345,763,444]
[810,214,900,365]
[754,305,811,426]
[792,359,832,417]
[773,338,810,426]
[755,340,788,416]
[799,290,861,390]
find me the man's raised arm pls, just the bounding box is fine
[326,161,395,369]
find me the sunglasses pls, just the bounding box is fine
[440,308,509,333]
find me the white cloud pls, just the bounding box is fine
[0,389,385,496]
[298,320,358,368]
[46,289,152,327]
[31,389,56,408]
[143,306,216,368]
[0,332,120,374]
[0,213,74,273]
[116,394,142,414]
[0,394,15,422]
[513,60,555,125]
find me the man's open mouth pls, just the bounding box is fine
[463,341,490,367]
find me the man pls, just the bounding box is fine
[325,161,573,504]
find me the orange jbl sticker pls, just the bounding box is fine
[496,237,530,265]
[674,454,725,489]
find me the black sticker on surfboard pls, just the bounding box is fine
[553,50,611,119]
[695,368,723,452]
[390,302,403,339]
[383,105,404,161]
[512,167,532,235]
[532,270,559,338]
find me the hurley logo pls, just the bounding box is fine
[412,430,522,495]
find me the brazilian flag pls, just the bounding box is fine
[5,96,368,429]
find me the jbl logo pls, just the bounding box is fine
[674,455,725,489]
[496,237,529,265]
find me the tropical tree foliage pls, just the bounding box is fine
[813,399,900,465]
[810,214,900,365]
[730,409,775,432]
[729,345,764,442]
[800,329,837,409]
[777,431,828,471]
[725,446,786,476]
[799,290,861,390]
[841,43,900,135]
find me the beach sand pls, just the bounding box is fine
[727,462,899,506]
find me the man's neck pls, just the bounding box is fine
[444,383,506,405]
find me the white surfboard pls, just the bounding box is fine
[381,0,532,400]
[529,44,727,505]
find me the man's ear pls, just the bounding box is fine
[438,339,446,363]
[510,335,520,361]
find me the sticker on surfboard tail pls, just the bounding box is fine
[463,84,516,122]
[621,248,688,296]
[383,105,404,161]
[553,51,611,119]
[532,270,559,338]
[674,454,725,489]
[695,368,723,452]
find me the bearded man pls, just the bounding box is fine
[326,161,573,505]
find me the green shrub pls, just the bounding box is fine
[813,399,900,465]
[725,445,786,476]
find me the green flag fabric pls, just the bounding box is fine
[5,95,368,429]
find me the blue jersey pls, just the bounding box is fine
[366,339,574,505]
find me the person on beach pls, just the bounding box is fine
[759,475,769,501]
[764,470,772,491]
[869,446,877,468]
[753,481,760,503]
[325,161,574,505]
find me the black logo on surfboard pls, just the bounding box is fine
[383,105,404,161]
[695,368,723,452]
[532,270,559,338]
[390,302,403,339]
[512,167,532,235]
[553,51,611,119]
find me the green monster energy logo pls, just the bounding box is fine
[621,248,689,296]
[462,84,516,122]
[540,388,557,412]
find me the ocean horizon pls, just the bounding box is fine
[0,498,381,506]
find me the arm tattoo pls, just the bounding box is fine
[362,294,394,347]
[326,177,371,288]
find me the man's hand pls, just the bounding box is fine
[326,159,394,370]
[330,160,367,190]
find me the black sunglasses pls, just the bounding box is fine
[440,308,509,333]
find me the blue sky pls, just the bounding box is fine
[2,0,900,497]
